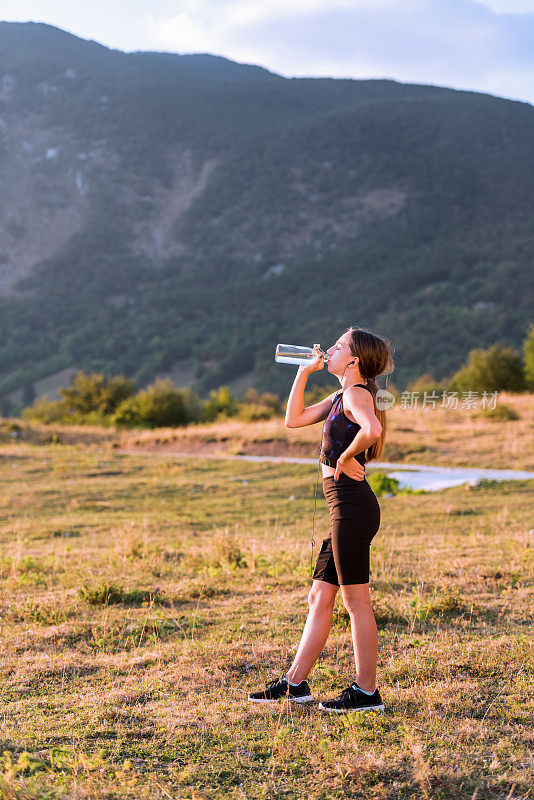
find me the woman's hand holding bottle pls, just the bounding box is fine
[298,345,325,376]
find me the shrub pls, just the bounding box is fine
[241,388,281,410]
[235,402,275,421]
[474,403,519,420]
[113,379,201,428]
[366,472,401,496]
[22,370,137,424]
[447,343,526,393]
[236,388,282,420]
[60,371,137,415]
[21,395,72,424]
[202,385,238,422]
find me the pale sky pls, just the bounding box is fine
[2,0,534,105]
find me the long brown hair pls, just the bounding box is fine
[346,325,395,461]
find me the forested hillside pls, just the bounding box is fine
[0,21,532,413]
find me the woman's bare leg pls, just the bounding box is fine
[285,580,339,683]
[339,582,378,692]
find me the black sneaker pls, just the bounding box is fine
[318,682,385,713]
[248,673,313,704]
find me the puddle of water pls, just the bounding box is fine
[117,450,534,492]
[372,461,534,491]
[228,456,534,491]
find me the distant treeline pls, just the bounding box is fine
[10,325,533,429]
[18,375,283,428]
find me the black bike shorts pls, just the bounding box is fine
[312,473,381,586]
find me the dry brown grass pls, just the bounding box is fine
[0,419,532,798]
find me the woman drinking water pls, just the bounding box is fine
[248,325,394,713]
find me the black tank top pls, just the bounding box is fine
[319,383,373,468]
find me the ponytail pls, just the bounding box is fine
[361,376,386,462]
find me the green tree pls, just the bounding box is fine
[60,371,136,415]
[203,386,238,422]
[448,343,526,393]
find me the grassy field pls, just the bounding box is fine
[0,408,532,799]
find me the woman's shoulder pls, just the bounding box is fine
[351,383,373,395]
[342,384,375,414]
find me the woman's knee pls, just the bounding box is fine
[340,582,372,615]
[308,581,338,609]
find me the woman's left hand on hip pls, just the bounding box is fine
[334,454,365,482]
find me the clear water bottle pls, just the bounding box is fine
[275,343,328,366]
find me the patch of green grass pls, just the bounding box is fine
[367,470,428,496]
[9,600,77,626]
[475,403,519,421]
[78,582,169,607]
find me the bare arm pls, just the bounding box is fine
[340,428,380,460]
[285,367,336,428]
[338,387,382,458]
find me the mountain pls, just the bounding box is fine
[0,20,533,412]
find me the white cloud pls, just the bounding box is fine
[474,0,534,13]
[145,0,415,52]
[144,0,534,105]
